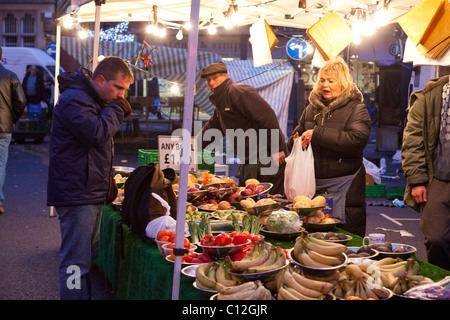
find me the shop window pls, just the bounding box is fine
[4,36,18,47]
[22,14,35,35]
[22,36,35,47]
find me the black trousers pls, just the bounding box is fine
[421,178,450,271]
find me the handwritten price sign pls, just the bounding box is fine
[158,135,198,172]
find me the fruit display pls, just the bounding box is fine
[344,245,378,258]
[195,261,242,291]
[291,195,326,208]
[276,265,334,300]
[368,241,417,258]
[304,209,335,224]
[239,182,272,197]
[292,231,347,269]
[228,240,287,274]
[310,232,350,241]
[214,280,272,300]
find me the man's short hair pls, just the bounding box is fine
[93,56,134,82]
[200,62,227,78]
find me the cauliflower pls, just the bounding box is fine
[266,210,302,233]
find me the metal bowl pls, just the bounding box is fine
[203,181,237,189]
[198,239,252,259]
[239,183,273,198]
[375,243,417,259]
[287,205,325,217]
[345,246,379,260]
[303,218,341,232]
[289,249,348,271]
[244,202,280,216]
[112,166,135,176]
[260,226,305,241]
[228,260,289,282]
[181,265,198,280]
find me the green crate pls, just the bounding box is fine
[365,184,386,197]
[138,149,215,173]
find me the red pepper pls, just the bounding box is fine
[213,233,232,246]
[200,234,215,246]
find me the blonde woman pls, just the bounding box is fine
[287,56,371,236]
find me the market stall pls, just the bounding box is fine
[94,203,450,300]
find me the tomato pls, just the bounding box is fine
[240,231,253,241]
[169,231,176,242]
[200,234,215,246]
[232,233,249,245]
[156,229,170,241]
[159,235,170,242]
[230,245,252,261]
[166,242,176,249]
[229,231,239,238]
[213,233,232,246]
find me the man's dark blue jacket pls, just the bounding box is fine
[47,68,124,206]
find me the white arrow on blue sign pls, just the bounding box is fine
[45,44,56,59]
[286,38,308,60]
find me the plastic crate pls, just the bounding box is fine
[365,184,386,197]
[138,149,215,173]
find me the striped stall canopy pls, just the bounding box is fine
[224,60,294,136]
[55,36,294,133]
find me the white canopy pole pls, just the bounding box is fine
[92,2,102,71]
[171,0,200,300]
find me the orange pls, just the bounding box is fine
[157,229,170,241]
[184,238,191,248]
[159,235,170,242]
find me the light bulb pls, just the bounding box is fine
[146,24,157,34]
[171,84,179,94]
[184,22,192,30]
[224,18,233,29]
[208,23,216,34]
[374,8,389,27]
[79,29,88,39]
[176,28,183,40]
[158,27,166,37]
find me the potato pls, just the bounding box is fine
[293,200,312,208]
[320,218,336,224]
[255,198,276,206]
[293,195,312,206]
[311,195,326,207]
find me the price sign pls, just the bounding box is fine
[158,135,198,172]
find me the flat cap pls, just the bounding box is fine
[200,62,227,78]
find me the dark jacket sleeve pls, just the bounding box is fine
[201,108,224,149]
[11,77,26,123]
[287,111,307,153]
[234,87,286,153]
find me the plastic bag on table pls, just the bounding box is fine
[284,139,316,200]
[145,192,189,238]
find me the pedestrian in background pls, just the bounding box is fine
[402,74,450,271]
[287,56,371,237]
[22,65,46,119]
[200,62,287,195]
[47,56,134,299]
[0,47,26,214]
[43,74,54,120]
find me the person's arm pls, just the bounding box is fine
[10,77,27,123]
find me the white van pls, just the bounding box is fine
[0,46,64,83]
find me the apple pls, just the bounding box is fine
[255,185,266,194]
[228,193,242,203]
[206,199,218,204]
[240,188,254,197]
[187,187,200,192]
[245,183,256,192]
[218,201,231,210]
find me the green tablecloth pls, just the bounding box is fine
[94,205,450,300]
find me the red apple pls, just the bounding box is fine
[240,188,254,197]
[228,193,242,202]
[187,187,200,192]
[245,183,256,192]
[255,185,266,194]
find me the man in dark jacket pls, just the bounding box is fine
[22,65,45,118]
[47,56,133,299]
[200,62,286,195]
[0,47,26,214]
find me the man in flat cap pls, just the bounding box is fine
[200,62,286,195]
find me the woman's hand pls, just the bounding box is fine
[301,129,313,149]
[293,132,300,141]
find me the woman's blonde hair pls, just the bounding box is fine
[312,56,353,94]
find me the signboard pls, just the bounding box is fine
[158,135,198,172]
[286,38,308,60]
[45,44,56,59]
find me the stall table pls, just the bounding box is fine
[94,204,450,300]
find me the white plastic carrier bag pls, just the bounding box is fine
[284,139,316,200]
[145,192,189,238]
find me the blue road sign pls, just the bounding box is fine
[45,44,56,59]
[286,38,308,60]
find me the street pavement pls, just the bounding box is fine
[0,128,427,300]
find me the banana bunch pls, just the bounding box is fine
[293,231,347,268]
[216,280,272,300]
[365,257,434,295]
[334,264,391,300]
[276,266,334,300]
[229,241,286,273]
[195,261,242,291]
